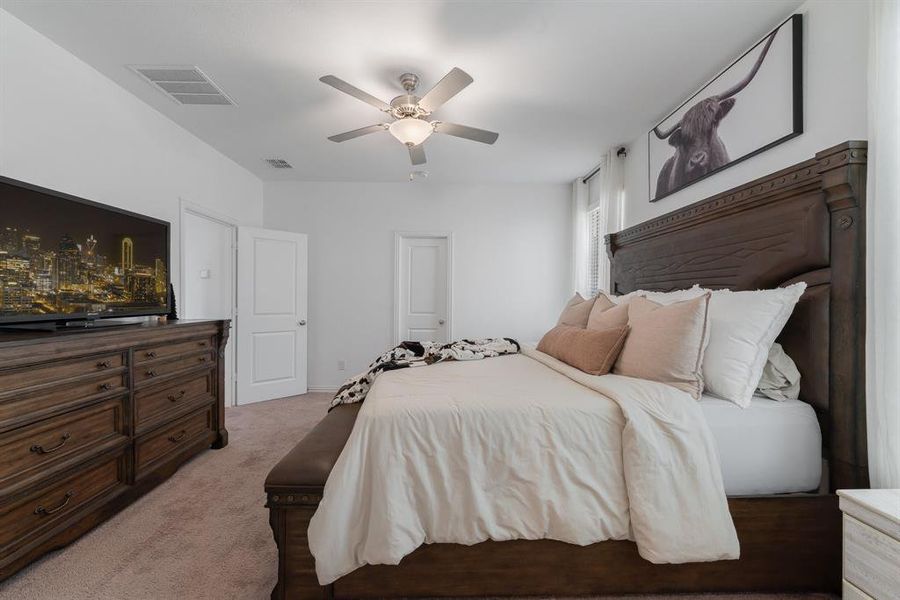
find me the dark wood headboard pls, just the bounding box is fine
[607,141,867,492]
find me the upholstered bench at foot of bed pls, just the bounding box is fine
[267,403,360,490]
[265,403,359,600]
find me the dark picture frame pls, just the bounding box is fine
[648,14,803,202]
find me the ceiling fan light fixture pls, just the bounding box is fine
[388,118,434,146]
[320,69,498,166]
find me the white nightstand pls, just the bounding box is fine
[837,489,900,599]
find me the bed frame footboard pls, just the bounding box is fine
[268,493,330,600]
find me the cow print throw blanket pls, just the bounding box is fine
[330,338,520,410]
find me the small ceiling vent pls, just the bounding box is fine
[265,158,293,169]
[130,66,235,106]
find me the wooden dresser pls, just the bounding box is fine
[0,319,229,581]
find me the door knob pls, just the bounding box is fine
[438,319,445,325]
[298,320,307,326]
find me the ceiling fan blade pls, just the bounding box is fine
[327,124,386,142]
[408,143,427,165]
[319,75,391,112]
[417,67,473,113]
[434,122,499,145]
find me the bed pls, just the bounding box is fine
[700,394,822,496]
[265,140,868,598]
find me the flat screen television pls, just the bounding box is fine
[0,176,170,328]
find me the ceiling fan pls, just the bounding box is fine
[320,67,499,166]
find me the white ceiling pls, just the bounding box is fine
[2,0,803,183]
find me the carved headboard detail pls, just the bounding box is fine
[607,141,868,492]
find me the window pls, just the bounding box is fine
[587,206,605,296]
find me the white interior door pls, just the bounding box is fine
[237,226,307,404]
[182,210,236,406]
[396,233,451,344]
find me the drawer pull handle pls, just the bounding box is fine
[146,351,157,358]
[198,341,208,347]
[198,356,208,363]
[98,383,113,391]
[168,430,187,443]
[34,491,74,516]
[30,433,71,455]
[145,369,158,378]
[168,390,186,402]
[96,360,112,369]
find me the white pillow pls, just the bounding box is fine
[756,342,801,401]
[701,283,806,407]
[610,284,705,306]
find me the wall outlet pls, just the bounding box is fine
[337,359,346,371]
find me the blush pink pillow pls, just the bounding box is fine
[556,293,613,328]
[613,293,712,398]
[587,294,630,329]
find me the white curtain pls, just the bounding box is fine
[866,0,900,489]
[571,178,590,297]
[573,149,626,297]
[590,149,625,231]
[587,149,626,293]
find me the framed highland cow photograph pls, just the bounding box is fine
[649,14,802,202]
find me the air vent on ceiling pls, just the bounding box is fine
[130,66,235,106]
[265,158,293,169]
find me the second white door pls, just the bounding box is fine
[396,234,451,345]
[237,226,308,404]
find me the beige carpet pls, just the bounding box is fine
[0,393,836,600]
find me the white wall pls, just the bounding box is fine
[621,0,868,228]
[264,182,571,390]
[0,10,264,292]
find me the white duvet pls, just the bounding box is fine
[308,346,739,584]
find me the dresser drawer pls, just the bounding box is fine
[133,352,215,387]
[0,352,125,395]
[135,404,215,476]
[0,450,126,556]
[134,336,215,364]
[0,373,127,431]
[134,371,214,433]
[844,515,900,598]
[0,397,127,490]
[843,580,874,600]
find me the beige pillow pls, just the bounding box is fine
[557,293,610,328]
[537,325,630,376]
[613,293,711,399]
[587,295,630,330]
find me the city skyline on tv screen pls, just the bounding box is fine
[0,181,169,319]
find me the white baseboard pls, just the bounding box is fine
[307,386,338,394]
